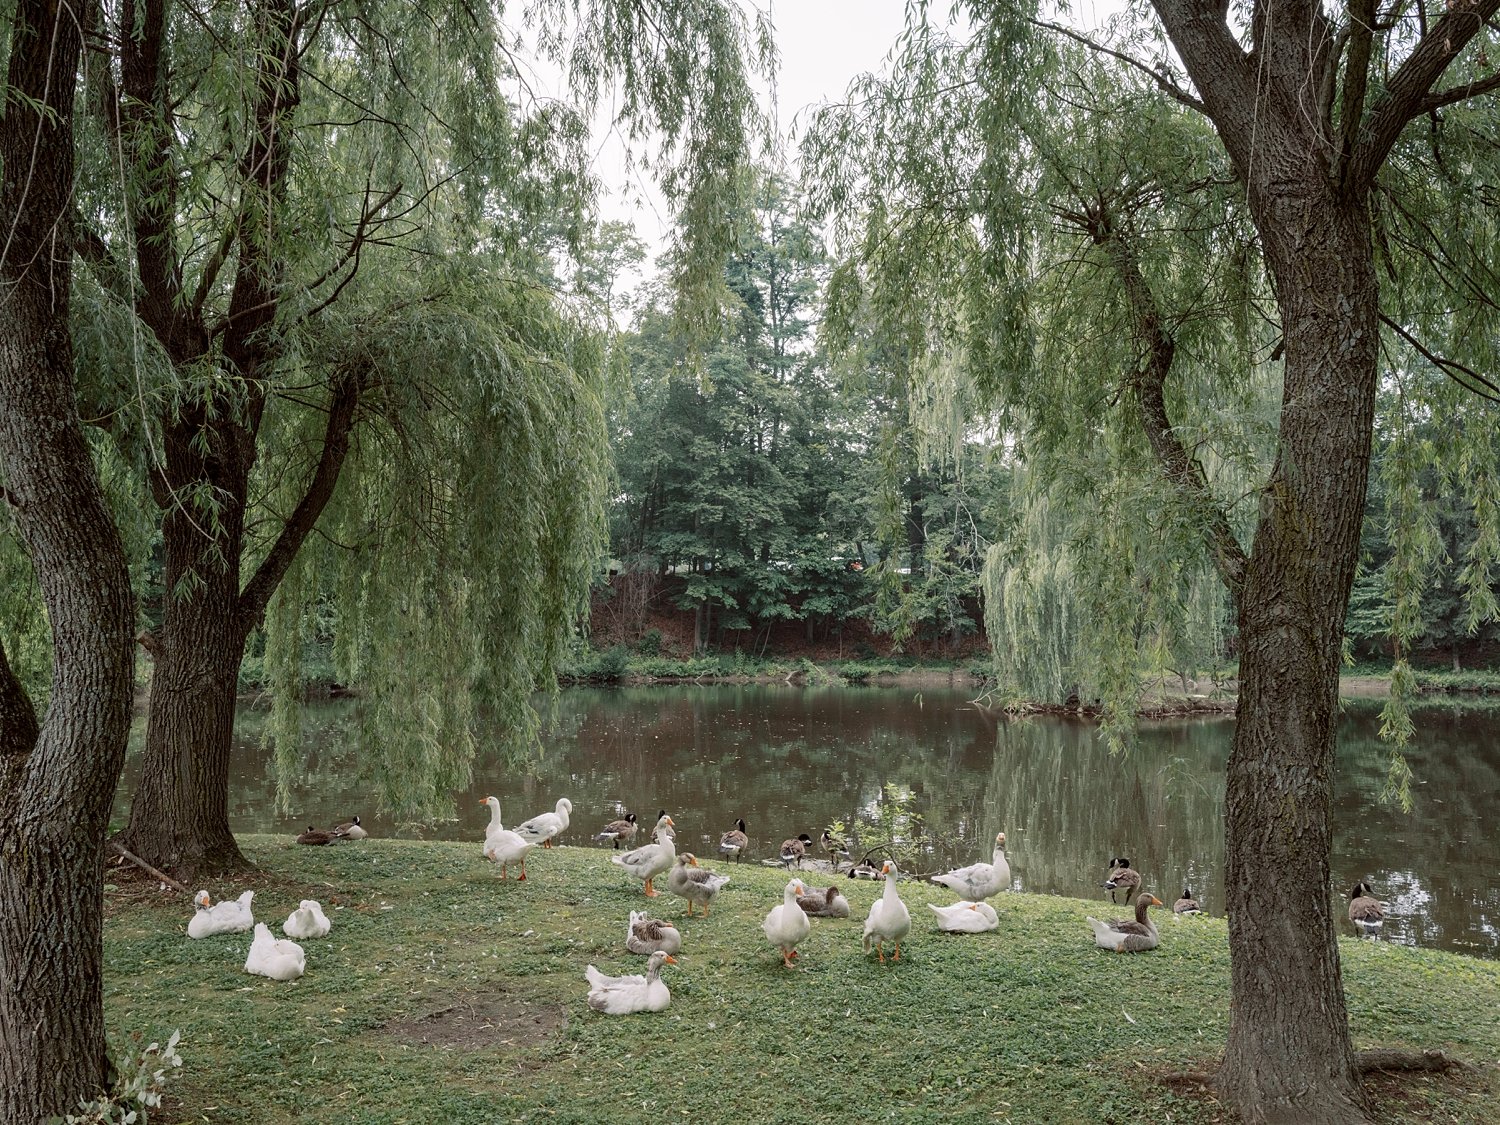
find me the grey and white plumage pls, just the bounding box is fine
[1102,857,1141,903]
[719,818,749,862]
[665,852,730,916]
[1087,894,1165,953]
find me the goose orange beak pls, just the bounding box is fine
[664,955,678,964]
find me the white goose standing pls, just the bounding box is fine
[479,796,534,880]
[931,832,1011,901]
[863,860,912,962]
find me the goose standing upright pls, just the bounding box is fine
[719,818,749,863]
[1348,882,1386,935]
[594,812,638,849]
[479,796,534,880]
[931,832,1011,901]
[863,861,912,962]
[666,853,731,916]
[762,879,812,967]
[821,829,851,869]
[611,813,677,895]
[780,833,813,868]
[1102,858,1141,903]
[515,797,572,849]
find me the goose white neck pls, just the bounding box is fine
[486,799,504,831]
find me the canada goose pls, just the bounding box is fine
[821,829,851,868]
[1087,893,1166,952]
[780,833,814,868]
[296,826,333,846]
[330,816,367,840]
[719,818,749,862]
[1348,882,1386,935]
[1102,858,1141,903]
[594,812,639,849]
[1173,887,1204,916]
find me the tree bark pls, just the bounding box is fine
[0,2,137,1119]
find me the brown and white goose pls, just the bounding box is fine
[1348,882,1386,935]
[1102,857,1141,903]
[1087,893,1165,952]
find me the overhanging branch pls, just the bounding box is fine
[1381,314,1500,403]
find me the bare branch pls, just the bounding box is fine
[1381,314,1500,403]
[1421,70,1500,111]
[1029,18,1207,114]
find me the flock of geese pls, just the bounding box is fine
[179,800,1392,1007]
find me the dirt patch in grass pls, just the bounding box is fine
[385,990,567,1051]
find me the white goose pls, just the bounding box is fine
[762,879,811,967]
[931,832,1011,901]
[186,890,255,939]
[610,814,676,896]
[244,922,306,980]
[585,950,676,1014]
[928,900,999,933]
[863,860,912,962]
[283,899,332,940]
[515,797,572,849]
[479,796,534,880]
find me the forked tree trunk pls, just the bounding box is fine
[0,3,136,1118]
[1216,190,1379,1123]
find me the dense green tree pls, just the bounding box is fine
[805,2,1500,1118]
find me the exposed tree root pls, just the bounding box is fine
[1355,1047,1464,1074]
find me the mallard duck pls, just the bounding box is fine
[515,797,572,849]
[296,825,333,846]
[821,829,851,868]
[1348,882,1386,935]
[625,910,682,956]
[928,900,999,933]
[1102,857,1141,903]
[1087,893,1166,952]
[1173,886,1204,916]
[666,852,731,916]
[186,889,255,938]
[931,832,1011,901]
[594,812,638,849]
[763,878,812,967]
[863,861,912,962]
[585,950,676,1014]
[244,922,306,980]
[780,833,814,868]
[283,899,332,940]
[329,816,367,840]
[479,796,534,880]
[719,818,749,863]
[796,884,851,918]
[611,813,677,895]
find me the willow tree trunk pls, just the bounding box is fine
[1216,188,1379,1122]
[0,2,137,1118]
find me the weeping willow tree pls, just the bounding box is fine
[806,3,1500,1120]
[36,0,769,878]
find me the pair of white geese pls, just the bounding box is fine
[186,890,332,980]
[480,795,574,878]
[587,826,1014,1014]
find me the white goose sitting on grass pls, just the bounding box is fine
[283,900,331,940]
[928,900,999,933]
[186,890,254,939]
[244,923,306,981]
[585,950,676,1014]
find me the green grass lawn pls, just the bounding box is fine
[103,837,1500,1124]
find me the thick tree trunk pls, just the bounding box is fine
[0,3,136,1118]
[1216,194,1379,1123]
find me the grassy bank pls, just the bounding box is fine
[104,839,1499,1124]
[558,649,988,686]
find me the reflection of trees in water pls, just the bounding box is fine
[113,688,1500,956]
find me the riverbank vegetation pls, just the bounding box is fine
[105,839,1499,1124]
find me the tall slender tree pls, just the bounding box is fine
[0,3,137,1119]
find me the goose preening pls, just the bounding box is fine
[863,861,912,962]
[515,797,572,849]
[847,858,883,880]
[719,818,749,863]
[1102,858,1141,903]
[186,890,255,938]
[585,950,676,1014]
[779,833,814,868]
[821,829,851,869]
[796,885,851,918]
[330,816,367,840]
[611,813,677,896]
[1173,887,1204,916]
[762,879,812,967]
[283,900,332,940]
[625,911,682,956]
[931,832,1011,901]
[594,812,638,849]
[928,900,999,933]
[244,922,306,980]
[1348,882,1387,935]
[666,853,730,917]
[1087,893,1166,952]
[479,796,534,880]
[296,825,333,846]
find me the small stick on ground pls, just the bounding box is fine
[110,841,192,895]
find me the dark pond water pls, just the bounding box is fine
[117,685,1500,958]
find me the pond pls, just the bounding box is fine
[117,684,1500,958]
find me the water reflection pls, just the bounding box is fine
[115,686,1500,958]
